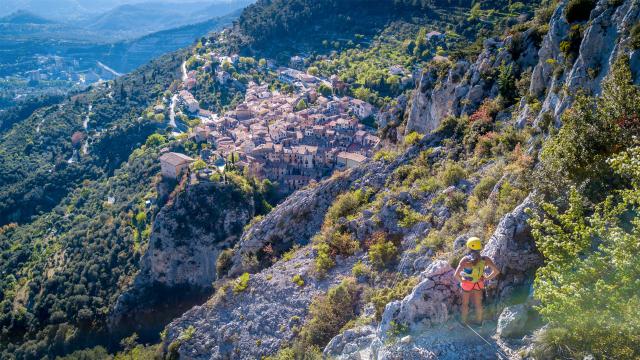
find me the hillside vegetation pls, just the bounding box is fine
[3,0,640,359]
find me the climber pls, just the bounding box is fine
[454,237,500,325]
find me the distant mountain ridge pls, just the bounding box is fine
[0,9,54,24]
[81,0,253,40]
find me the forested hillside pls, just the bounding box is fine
[0,50,185,226]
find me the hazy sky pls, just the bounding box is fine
[0,0,246,19]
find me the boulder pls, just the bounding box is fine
[378,260,459,338]
[482,195,543,301]
[497,304,529,338]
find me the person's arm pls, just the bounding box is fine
[483,258,500,280]
[454,259,467,282]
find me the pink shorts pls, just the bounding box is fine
[461,279,484,292]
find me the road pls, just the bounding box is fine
[181,60,188,82]
[97,61,123,77]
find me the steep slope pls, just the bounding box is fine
[160,1,640,359]
[109,177,259,342]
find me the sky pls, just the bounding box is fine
[0,0,246,20]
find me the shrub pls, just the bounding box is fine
[373,149,400,162]
[367,232,398,269]
[299,278,359,347]
[233,272,250,294]
[366,277,418,319]
[351,261,371,279]
[326,230,360,256]
[216,249,234,278]
[292,274,305,287]
[192,159,207,171]
[438,161,467,187]
[564,0,596,23]
[396,204,427,228]
[404,131,424,147]
[473,175,498,201]
[387,320,409,338]
[314,242,335,276]
[281,245,299,262]
[325,189,371,223]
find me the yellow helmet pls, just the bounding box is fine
[466,237,482,251]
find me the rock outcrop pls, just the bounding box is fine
[406,27,541,135]
[497,304,529,338]
[525,0,640,125]
[323,196,539,359]
[163,245,357,359]
[109,179,255,338]
[481,195,542,301]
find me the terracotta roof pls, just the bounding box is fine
[337,151,366,163]
[160,152,194,166]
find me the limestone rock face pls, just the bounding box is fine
[482,195,542,301]
[378,260,458,339]
[497,304,529,338]
[163,247,357,360]
[142,181,254,288]
[109,180,255,334]
[531,0,640,125]
[406,29,541,136]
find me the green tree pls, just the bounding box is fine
[192,159,207,171]
[145,133,166,148]
[529,146,640,358]
[295,99,308,111]
[318,83,332,97]
[537,58,640,200]
[497,61,516,102]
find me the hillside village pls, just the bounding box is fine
[160,44,382,191]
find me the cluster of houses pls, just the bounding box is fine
[159,47,381,192]
[162,82,380,191]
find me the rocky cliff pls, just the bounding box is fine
[109,178,256,340]
[323,197,540,359]
[524,0,640,125]
[407,0,640,135]
[405,27,541,135]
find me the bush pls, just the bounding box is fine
[233,272,250,294]
[366,277,418,319]
[404,131,424,147]
[373,149,400,162]
[351,261,371,279]
[564,0,596,23]
[314,242,335,276]
[325,189,371,223]
[473,175,498,201]
[438,161,467,187]
[292,274,305,287]
[299,278,359,347]
[367,232,398,269]
[216,249,233,278]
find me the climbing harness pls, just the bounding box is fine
[458,320,510,359]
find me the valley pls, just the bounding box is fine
[0,2,253,110]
